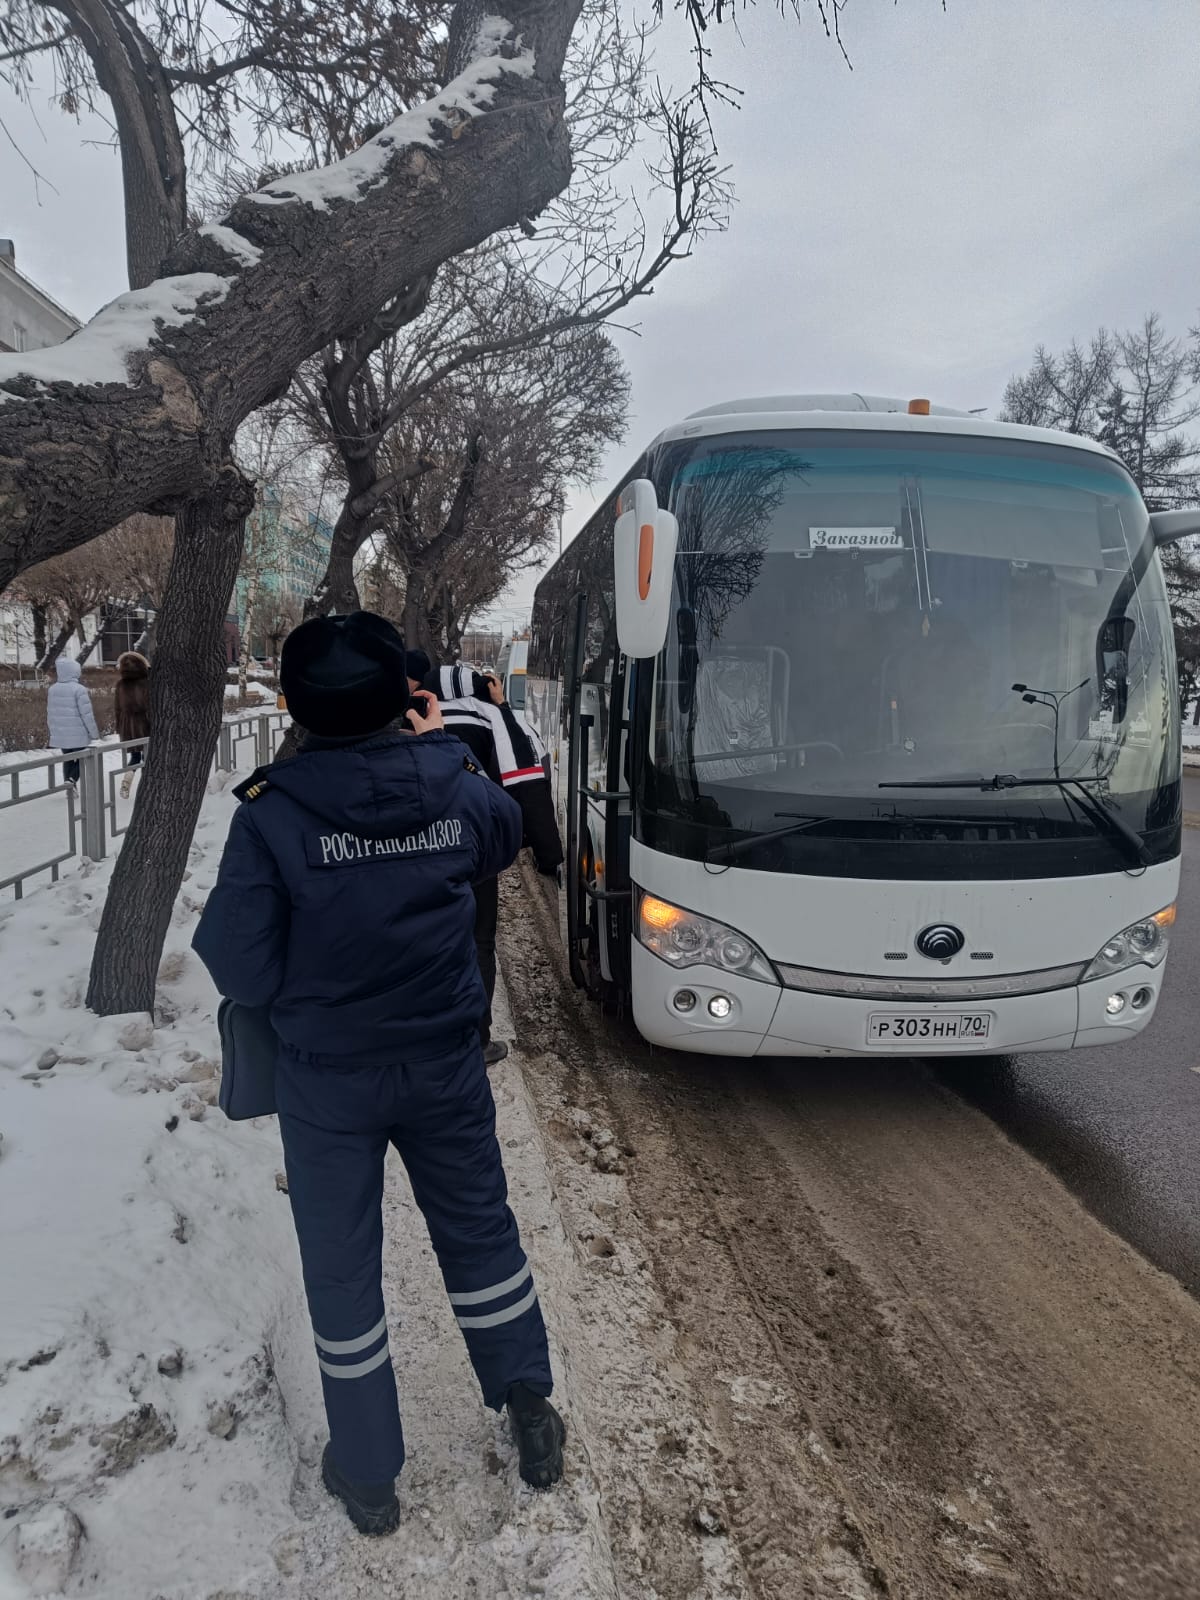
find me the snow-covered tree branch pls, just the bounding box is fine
[0,0,584,587]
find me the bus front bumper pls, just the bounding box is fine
[630,941,1164,1057]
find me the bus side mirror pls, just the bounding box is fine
[614,479,678,660]
[1150,508,1200,547]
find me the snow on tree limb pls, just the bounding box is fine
[247,17,536,213]
[0,0,583,589]
[0,275,231,396]
[196,224,264,269]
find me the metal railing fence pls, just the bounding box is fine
[0,710,290,901]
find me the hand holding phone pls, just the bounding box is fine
[406,690,444,733]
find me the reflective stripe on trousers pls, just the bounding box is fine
[277,1033,552,1484]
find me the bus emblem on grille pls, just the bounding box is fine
[915,924,965,960]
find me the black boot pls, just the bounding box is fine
[506,1383,566,1489]
[321,1442,400,1536]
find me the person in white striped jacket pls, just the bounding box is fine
[405,654,563,1064]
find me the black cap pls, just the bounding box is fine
[281,612,409,738]
[404,648,432,684]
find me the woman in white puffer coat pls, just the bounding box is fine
[46,658,99,786]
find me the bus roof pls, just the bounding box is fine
[686,393,971,419]
[653,394,1121,463]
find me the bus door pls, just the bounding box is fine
[565,590,633,1003]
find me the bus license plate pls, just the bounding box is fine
[867,1012,993,1046]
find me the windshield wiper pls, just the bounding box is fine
[704,806,1012,864]
[879,773,1150,867]
[704,812,828,864]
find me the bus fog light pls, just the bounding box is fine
[1131,986,1153,1011]
[673,989,698,1014]
[707,995,733,1019]
[1105,993,1126,1016]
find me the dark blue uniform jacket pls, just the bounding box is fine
[193,730,522,1064]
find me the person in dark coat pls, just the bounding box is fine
[405,654,563,1066]
[114,651,151,798]
[193,613,565,1537]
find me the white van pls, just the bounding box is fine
[498,638,529,710]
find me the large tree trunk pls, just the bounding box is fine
[39,619,77,673]
[401,568,435,653]
[303,496,370,620]
[0,1,581,584]
[76,629,104,666]
[50,0,188,290]
[237,570,261,694]
[87,473,253,1016]
[134,614,159,658]
[31,603,47,666]
[276,493,373,762]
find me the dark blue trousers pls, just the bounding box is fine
[276,1032,553,1484]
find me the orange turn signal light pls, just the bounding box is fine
[1153,904,1177,928]
[641,894,683,931]
[637,523,654,600]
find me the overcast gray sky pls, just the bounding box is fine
[3,0,1198,636]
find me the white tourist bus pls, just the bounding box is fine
[527,395,1198,1057]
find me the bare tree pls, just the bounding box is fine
[1003,314,1200,711]
[14,550,110,671]
[380,322,626,652]
[0,0,452,1016]
[0,0,855,1015]
[1003,317,1200,505]
[291,68,729,626]
[2,0,446,286]
[231,407,326,691]
[11,512,171,670]
[1001,332,1117,437]
[357,545,408,628]
[103,514,176,655]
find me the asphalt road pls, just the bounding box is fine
[505,865,1200,1598]
[937,818,1200,1295]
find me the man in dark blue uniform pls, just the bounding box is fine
[193,613,565,1536]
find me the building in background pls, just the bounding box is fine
[0,239,79,354]
[234,486,333,659]
[0,245,85,667]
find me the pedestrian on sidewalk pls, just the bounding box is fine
[194,613,565,1538]
[406,654,563,1067]
[46,656,99,789]
[114,651,151,799]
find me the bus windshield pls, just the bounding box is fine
[641,431,1180,877]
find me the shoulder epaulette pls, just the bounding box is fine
[233,766,272,802]
[462,757,481,776]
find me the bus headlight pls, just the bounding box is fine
[638,893,777,984]
[1083,905,1175,981]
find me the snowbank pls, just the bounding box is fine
[0,783,615,1600]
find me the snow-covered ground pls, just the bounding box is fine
[223,682,276,706]
[0,779,622,1600]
